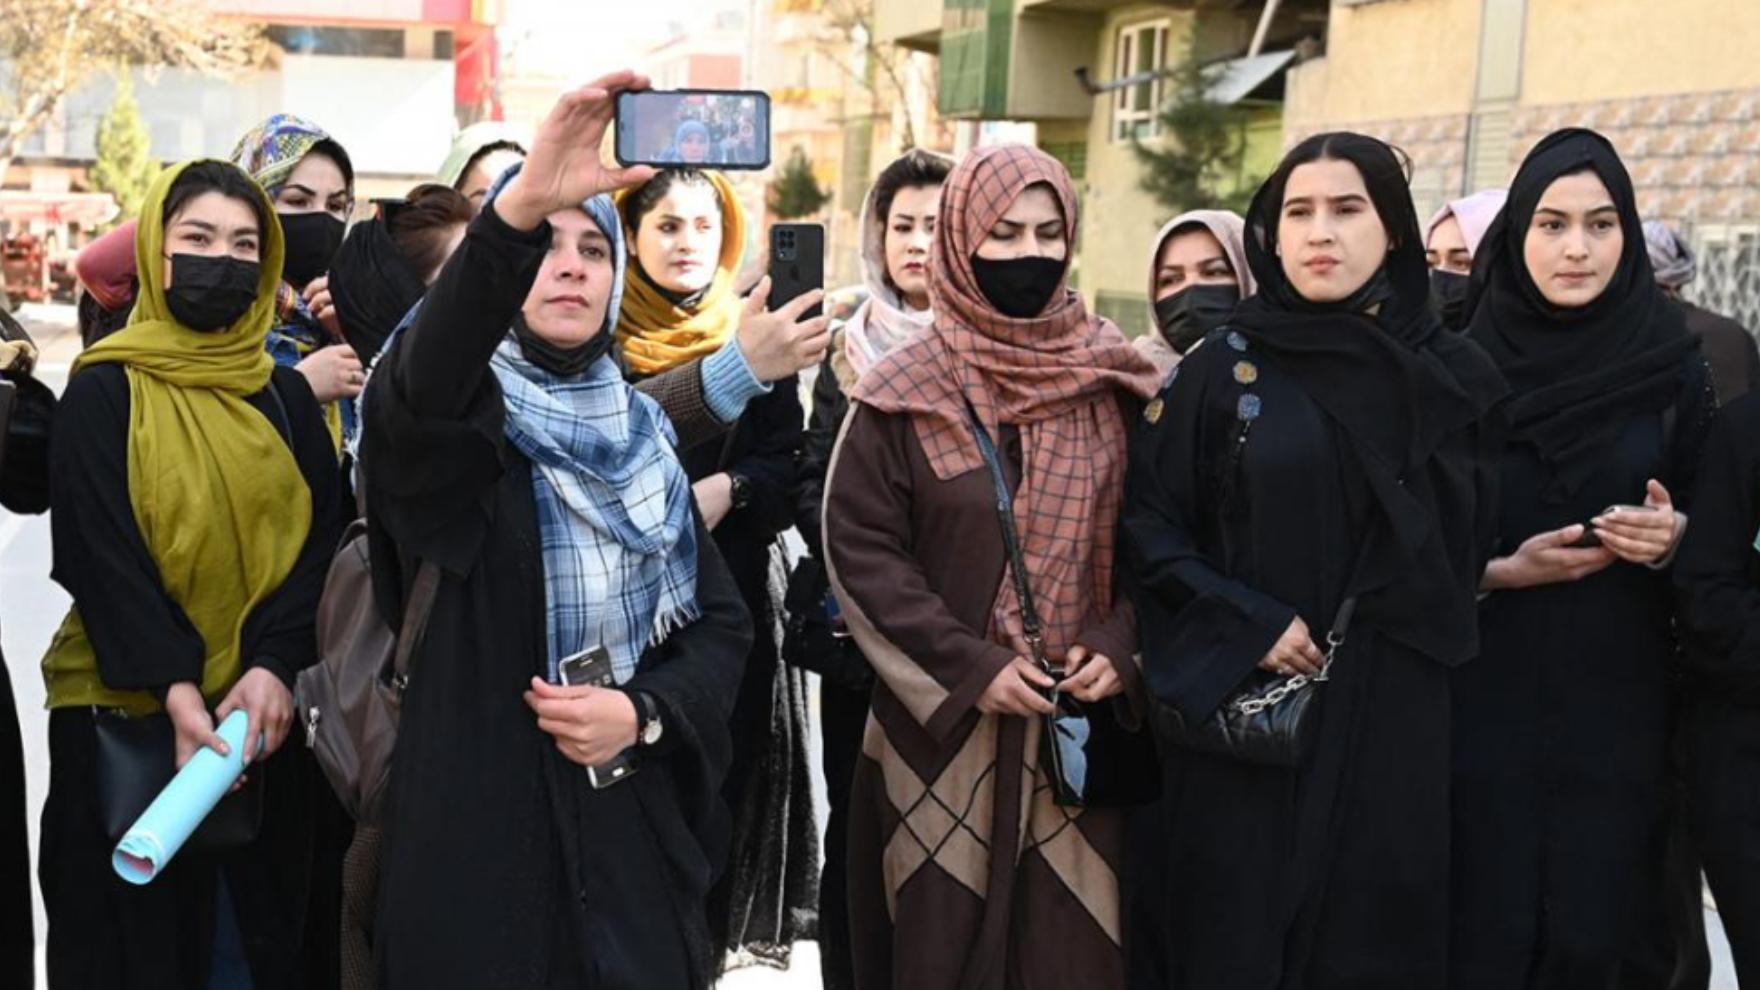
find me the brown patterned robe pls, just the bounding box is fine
[823,402,1145,990]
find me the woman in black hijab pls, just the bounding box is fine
[1124,132,1505,989]
[1452,128,1713,989]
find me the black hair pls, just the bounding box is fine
[1245,131,1428,325]
[457,140,524,189]
[305,137,355,189]
[871,149,952,224]
[620,169,717,232]
[385,183,473,282]
[162,161,272,238]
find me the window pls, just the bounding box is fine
[1112,20,1170,144]
[265,26,407,59]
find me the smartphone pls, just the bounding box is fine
[614,89,771,170]
[557,646,639,789]
[768,223,824,321]
[1568,504,1657,548]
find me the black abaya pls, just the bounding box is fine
[362,203,754,990]
[39,363,343,990]
[1452,354,1713,988]
[1125,329,1498,989]
[1455,127,1718,990]
[1671,390,1760,987]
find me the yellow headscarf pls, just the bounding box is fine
[43,160,313,714]
[613,170,748,376]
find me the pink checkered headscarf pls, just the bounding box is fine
[853,144,1159,654]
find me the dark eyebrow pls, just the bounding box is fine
[282,184,318,198]
[175,219,217,233]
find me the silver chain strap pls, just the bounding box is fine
[1233,627,1346,716]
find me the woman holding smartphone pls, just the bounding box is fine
[361,76,752,989]
[1452,128,1712,989]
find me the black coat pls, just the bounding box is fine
[1125,333,1500,990]
[0,371,49,988]
[1451,353,1714,989]
[362,205,753,990]
[40,362,343,990]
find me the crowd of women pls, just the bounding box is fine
[0,67,1756,990]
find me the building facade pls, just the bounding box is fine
[875,0,1321,334]
[8,0,503,210]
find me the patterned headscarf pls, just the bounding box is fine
[853,143,1161,655]
[1642,219,1698,289]
[230,114,354,197]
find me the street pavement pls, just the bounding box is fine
[1,303,1735,988]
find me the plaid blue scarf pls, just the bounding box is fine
[493,343,700,682]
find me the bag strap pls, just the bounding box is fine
[262,377,294,448]
[963,402,1051,669]
[390,561,442,688]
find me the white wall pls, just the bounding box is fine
[34,54,454,179]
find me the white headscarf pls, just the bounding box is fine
[841,150,957,380]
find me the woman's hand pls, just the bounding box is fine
[297,343,364,403]
[216,667,293,764]
[693,473,734,531]
[1258,616,1325,677]
[302,275,340,341]
[1592,479,1684,566]
[976,657,1058,717]
[1057,645,1124,703]
[165,681,228,771]
[496,72,658,232]
[1482,524,1619,591]
[736,276,832,382]
[524,677,639,767]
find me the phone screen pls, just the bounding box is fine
[616,90,771,170]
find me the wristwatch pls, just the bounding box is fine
[727,472,754,511]
[630,690,664,747]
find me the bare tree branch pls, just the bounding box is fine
[0,0,268,172]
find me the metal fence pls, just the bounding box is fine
[1686,223,1760,335]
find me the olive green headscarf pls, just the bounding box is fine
[43,159,311,714]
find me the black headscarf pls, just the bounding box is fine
[1226,131,1507,664]
[328,210,428,362]
[1466,127,1696,502]
[1231,131,1505,479]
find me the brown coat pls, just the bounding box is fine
[823,402,1144,990]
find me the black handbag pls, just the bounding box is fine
[1155,596,1358,769]
[965,405,1159,808]
[781,555,874,692]
[94,707,264,852]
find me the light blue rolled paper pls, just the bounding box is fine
[112,709,252,885]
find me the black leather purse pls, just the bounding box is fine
[1155,596,1358,769]
[94,707,264,852]
[966,405,1158,808]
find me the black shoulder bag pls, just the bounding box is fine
[1156,589,1359,769]
[965,404,1158,808]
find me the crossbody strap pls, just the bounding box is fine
[963,402,1051,668]
[390,560,442,689]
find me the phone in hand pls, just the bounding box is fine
[1568,504,1657,548]
[614,89,771,170]
[768,223,825,321]
[557,646,639,789]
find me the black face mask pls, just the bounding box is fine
[1154,283,1240,354]
[970,255,1066,319]
[1429,268,1472,331]
[164,254,261,333]
[513,316,612,377]
[278,211,346,290]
